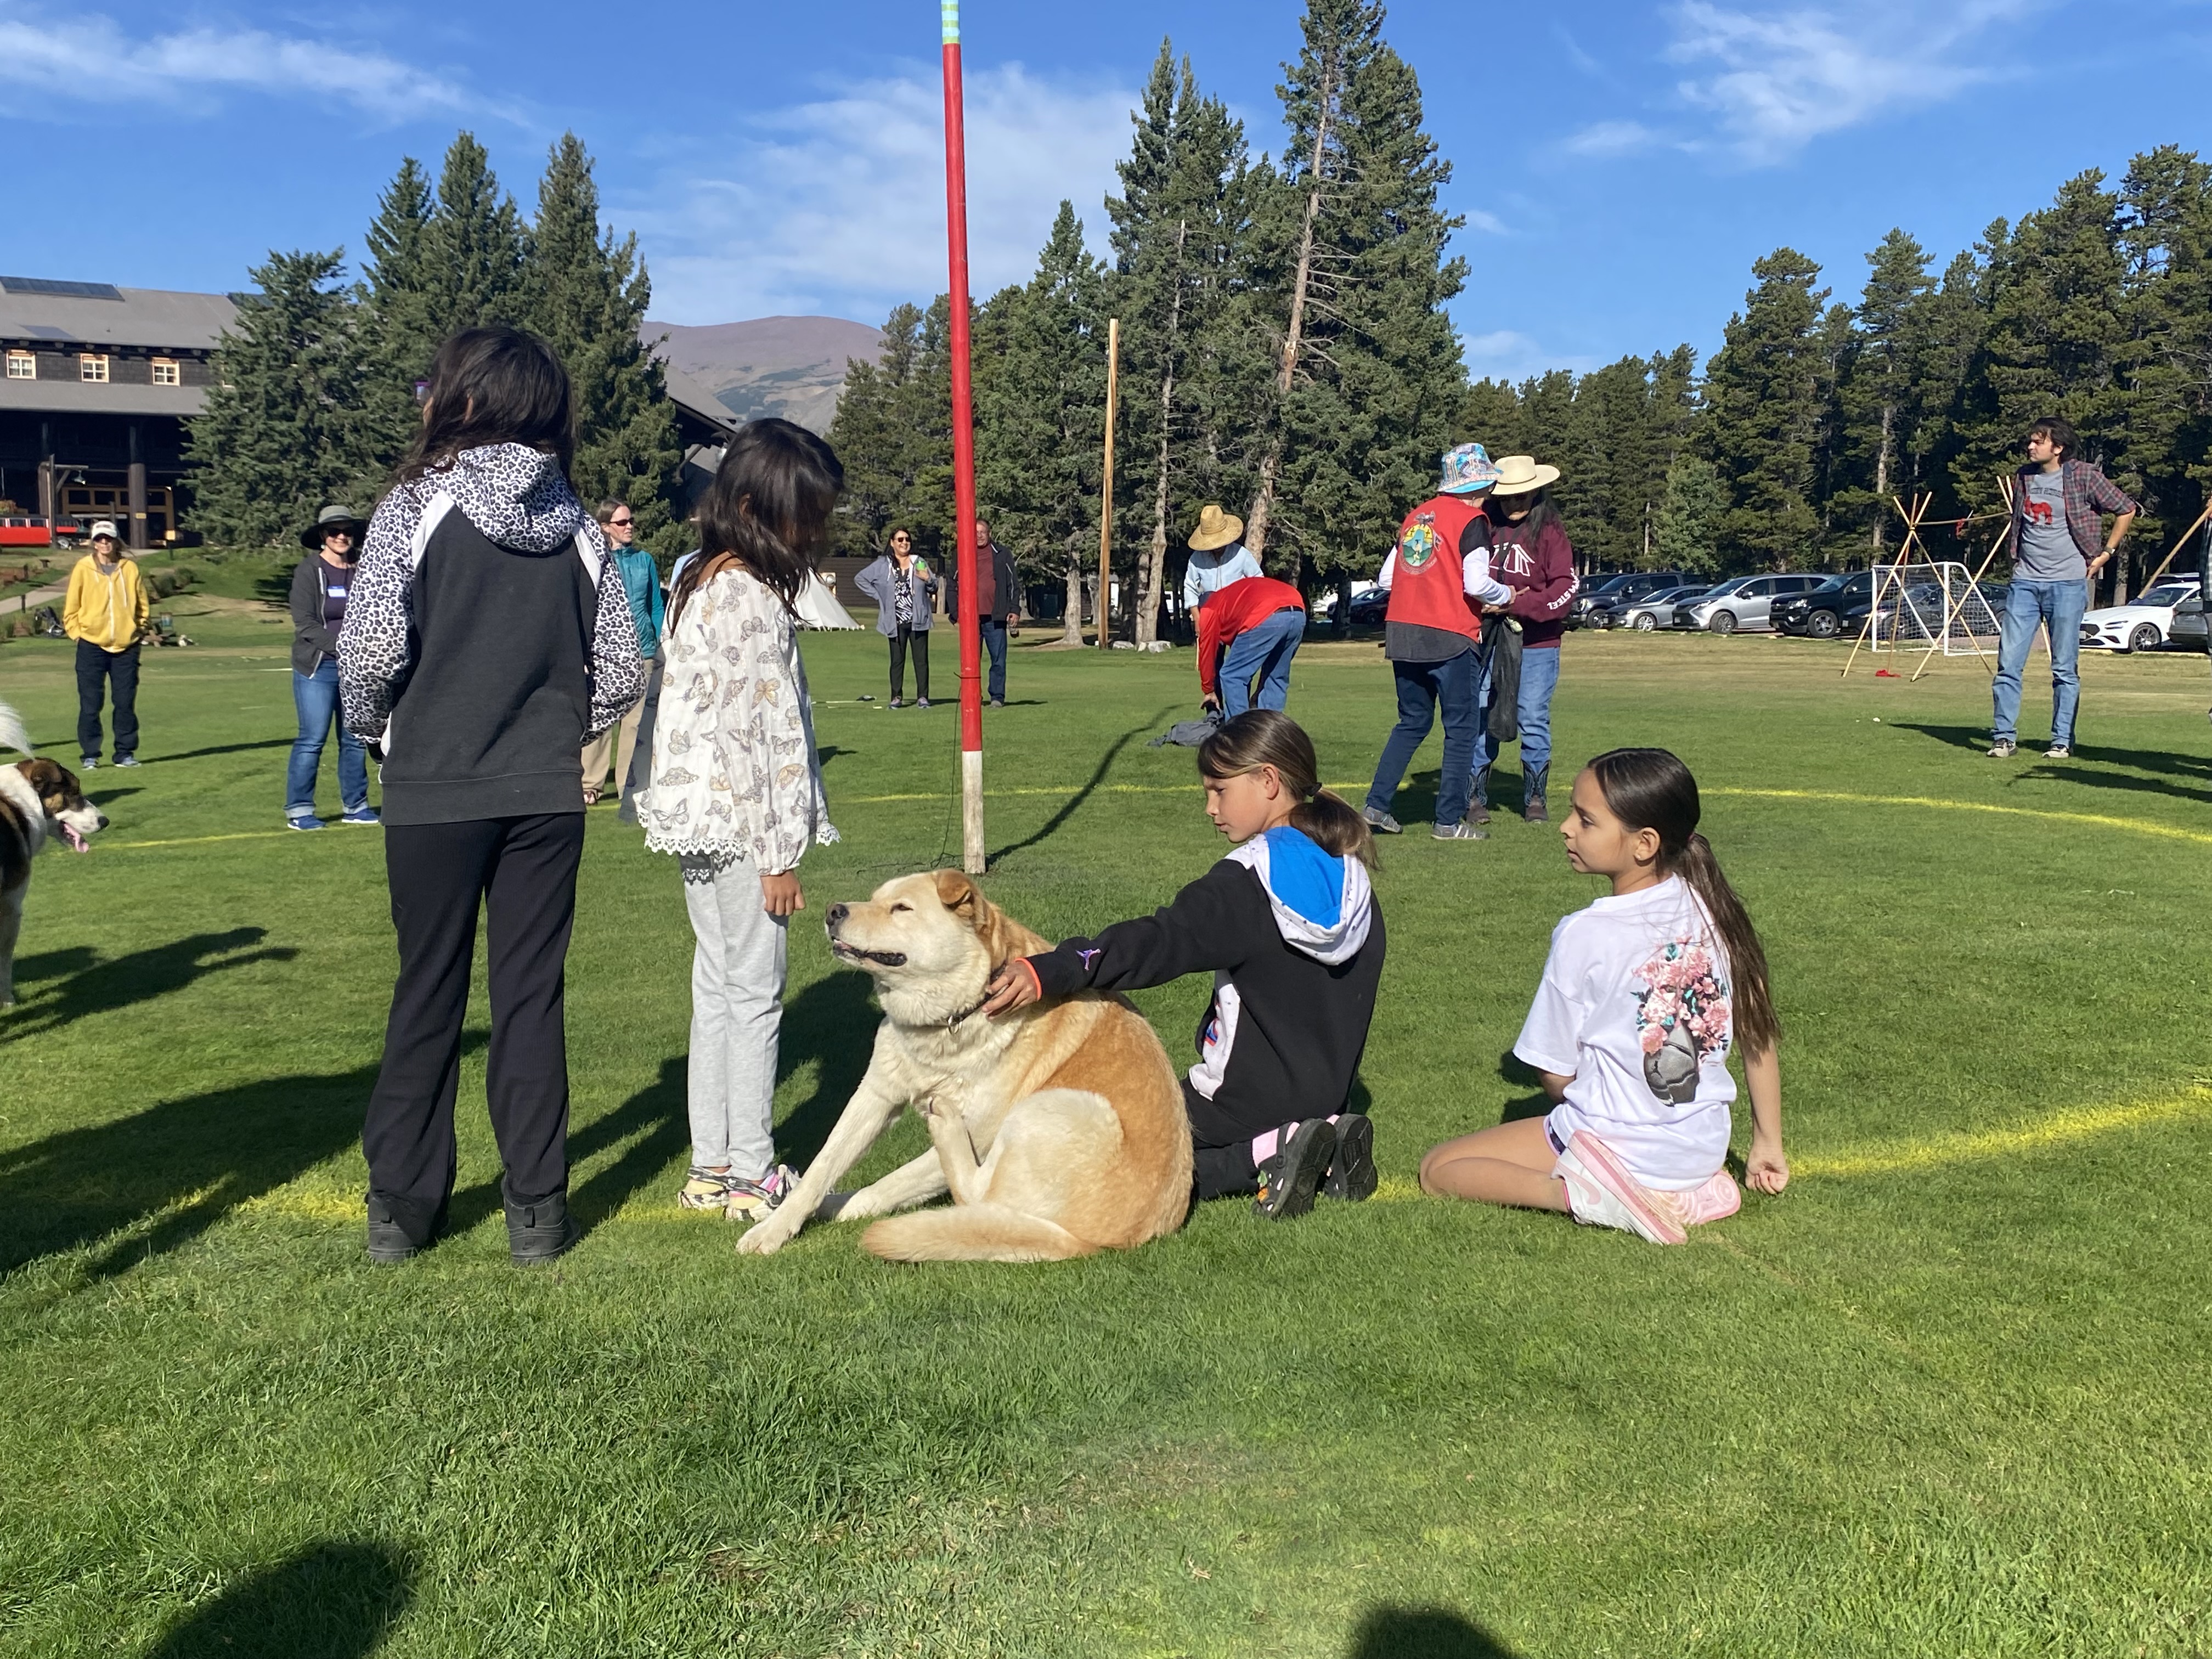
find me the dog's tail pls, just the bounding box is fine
[862,1204,1098,1264]
[0,702,30,759]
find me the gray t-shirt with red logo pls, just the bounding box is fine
[2017,468,2081,582]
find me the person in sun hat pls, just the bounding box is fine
[62,518,149,769]
[1183,504,1263,618]
[1361,442,1511,842]
[1470,453,1578,826]
[285,505,376,828]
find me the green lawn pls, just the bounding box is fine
[4,562,2210,1657]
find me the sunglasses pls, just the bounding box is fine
[608,517,634,528]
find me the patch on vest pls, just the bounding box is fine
[1399,512,1440,571]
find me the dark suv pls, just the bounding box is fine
[1573,569,1693,628]
[1775,571,1877,640]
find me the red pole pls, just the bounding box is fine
[942,0,985,873]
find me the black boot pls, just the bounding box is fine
[1466,766,1492,826]
[1253,1119,1337,1220]
[1523,766,1549,823]
[365,1193,420,1263]
[504,1186,579,1264]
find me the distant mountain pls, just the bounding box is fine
[643,315,883,435]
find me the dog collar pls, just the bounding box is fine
[943,994,992,1031]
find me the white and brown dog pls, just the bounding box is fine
[1,703,107,1007]
[737,870,1192,1263]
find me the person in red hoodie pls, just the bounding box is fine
[1198,574,1307,716]
[1472,453,1578,825]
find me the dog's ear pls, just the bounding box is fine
[24,759,67,799]
[932,868,978,917]
[932,869,1019,968]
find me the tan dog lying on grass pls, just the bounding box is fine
[736,870,1192,1262]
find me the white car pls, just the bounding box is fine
[2080,577,2201,653]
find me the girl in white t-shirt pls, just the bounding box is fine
[1420,747,1786,1243]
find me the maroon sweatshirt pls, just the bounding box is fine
[1490,515,1577,649]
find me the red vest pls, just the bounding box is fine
[1384,494,1486,644]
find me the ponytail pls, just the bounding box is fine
[1586,747,1778,1058]
[1197,710,1378,870]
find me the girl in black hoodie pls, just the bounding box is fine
[982,712,1386,1220]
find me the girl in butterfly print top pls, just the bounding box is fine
[638,420,843,1223]
[1420,747,1787,1244]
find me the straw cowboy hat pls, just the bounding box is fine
[300,504,368,549]
[1187,504,1244,551]
[1489,454,1561,494]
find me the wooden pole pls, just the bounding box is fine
[940,0,985,874]
[2135,497,2212,591]
[1098,317,1119,650]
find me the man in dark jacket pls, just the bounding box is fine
[949,518,1020,706]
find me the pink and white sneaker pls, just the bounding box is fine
[1556,1132,1688,1246]
[1676,1169,1741,1226]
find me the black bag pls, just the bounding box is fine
[1486,619,1522,744]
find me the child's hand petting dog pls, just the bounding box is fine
[980,958,1042,1018]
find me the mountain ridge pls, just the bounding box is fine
[644,314,883,435]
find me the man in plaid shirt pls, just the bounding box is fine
[1990,416,2137,760]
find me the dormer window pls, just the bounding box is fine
[80,354,109,382]
[151,357,180,386]
[3,351,32,380]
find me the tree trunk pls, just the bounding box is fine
[1872,399,1894,555]
[1139,221,1190,646]
[1244,53,1337,561]
[1061,550,1085,646]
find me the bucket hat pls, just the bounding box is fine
[1188,504,1244,551]
[1490,454,1562,494]
[1438,443,1500,496]
[301,504,368,549]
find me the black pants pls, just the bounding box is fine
[889,625,930,701]
[1186,1079,1284,1201]
[75,640,140,761]
[363,813,585,1244]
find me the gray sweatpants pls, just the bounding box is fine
[681,855,789,1180]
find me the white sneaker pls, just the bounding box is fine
[1555,1132,1688,1245]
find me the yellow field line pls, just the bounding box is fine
[101,828,318,851]
[1706,787,2212,847]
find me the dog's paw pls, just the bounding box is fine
[736,1215,799,1255]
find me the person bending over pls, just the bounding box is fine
[981,710,1385,1220]
[1419,747,1786,1243]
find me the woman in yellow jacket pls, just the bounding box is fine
[63,520,149,769]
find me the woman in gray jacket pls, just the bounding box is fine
[286,505,376,828]
[853,527,936,708]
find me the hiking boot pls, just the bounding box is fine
[1322,1113,1377,1203]
[1467,766,1492,826]
[2045,742,2072,760]
[505,1189,579,1263]
[1254,1119,1336,1220]
[1432,820,1487,840]
[1988,737,2017,758]
[365,1194,419,1263]
[1523,766,1549,823]
[1362,806,1403,836]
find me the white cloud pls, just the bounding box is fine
[1463,209,1511,236]
[1561,119,1659,159]
[1459,329,1601,383]
[1663,0,2013,163]
[634,63,1137,325]
[0,4,487,123]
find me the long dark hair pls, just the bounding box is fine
[1492,485,1561,546]
[1585,747,1777,1057]
[672,418,844,622]
[1198,710,1376,870]
[398,327,573,483]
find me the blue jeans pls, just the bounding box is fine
[981,619,1008,702]
[1219,608,1305,716]
[287,659,369,820]
[1475,644,1562,787]
[1992,578,2088,746]
[1365,651,1477,828]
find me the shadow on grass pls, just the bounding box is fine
[1,928,300,1042]
[143,1539,414,1659]
[773,969,880,1166]
[141,736,294,765]
[2020,763,2212,805]
[988,706,1178,866]
[1892,720,2212,775]
[0,1064,374,1278]
[1494,1051,1551,1124]
[1347,1606,1522,1657]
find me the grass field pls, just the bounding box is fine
[4,560,2211,1657]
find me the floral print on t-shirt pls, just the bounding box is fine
[1634,939,1732,1105]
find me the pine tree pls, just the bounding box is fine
[1835,230,1934,554]
[1656,455,1725,574]
[356,156,438,483]
[1700,249,1829,572]
[1456,378,1521,456]
[2115,145,2212,589]
[424,132,527,337]
[525,134,684,551]
[186,250,370,546]
[826,300,955,570]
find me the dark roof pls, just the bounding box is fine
[0,281,235,352]
[0,380,208,417]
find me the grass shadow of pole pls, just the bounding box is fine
[986,706,1180,867]
[1,928,300,1042]
[1346,1606,1524,1658]
[142,1539,413,1659]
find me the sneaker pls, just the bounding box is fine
[1432,821,1487,840]
[989,698,1006,708]
[341,806,381,826]
[1321,1113,1377,1203]
[677,1165,739,1211]
[1253,1119,1336,1220]
[78,757,98,771]
[1556,1131,1687,1245]
[725,1164,797,1223]
[287,815,327,832]
[2045,742,2072,760]
[917,698,931,709]
[504,1189,579,1263]
[114,755,140,769]
[889,697,904,709]
[1362,806,1403,836]
[1988,737,2017,758]
[1673,1168,1742,1226]
[365,1194,418,1263]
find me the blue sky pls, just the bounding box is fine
[3,0,2208,379]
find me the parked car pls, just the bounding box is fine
[1868,580,2008,642]
[1674,573,1831,634]
[1615,585,1714,631]
[2079,576,2202,653]
[1571,569,1692,627]
[1775,571,1877,639]
[1336,585,1390,625]
[2162,591,2207,651]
